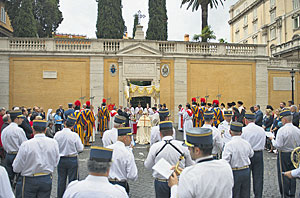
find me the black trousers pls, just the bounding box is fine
[233,168,250,198]
[4,153,17,185]
[250,151,264,198]
[277,151,296,198]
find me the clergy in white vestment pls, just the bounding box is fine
[109,107,118,130]
[136,111,152,144]
[183,104,193,140]
[134,104,143,115]
[178,104,184,131]
[149,107,159,127]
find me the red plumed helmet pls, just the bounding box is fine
[102,98,106,104]
[74,100,81,107]
[213,100,219,105]
[200,98,206,103]
[86,101,91,107]
[192,97,196,102]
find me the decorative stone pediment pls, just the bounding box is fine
[117,43,161,56]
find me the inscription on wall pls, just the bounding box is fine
[124,63,155,76]
[43,71,57,79]
[273,77,295,91]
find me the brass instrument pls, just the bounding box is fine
[291,147,300,168]
[174,155,185,175]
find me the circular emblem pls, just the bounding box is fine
[109,63,117,76]
[161,64,169,77]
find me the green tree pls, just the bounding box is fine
[181,0,225,42]
[33,0,63,37]
[132,14,138,38]
[12,0,37,37]
[199,25,216,42]
[146,0,168,41]
[5,0,63,37]
[218,38,227,43]
[96,0,125,39]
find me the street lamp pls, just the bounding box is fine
[290,68,295,103]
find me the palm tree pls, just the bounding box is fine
[181,0,225,42]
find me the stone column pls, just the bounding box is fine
[174,58,187,124]
[0,55,9,109]
[90,57,104,108]
[118,58,124,106]
[256,60,269,109]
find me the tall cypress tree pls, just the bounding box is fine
[96,0,125,39]
[132,14,138,38]
[13,0,37,37]
[146,0,168,41]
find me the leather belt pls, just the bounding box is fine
[61,154,77,158]
[109,178,127,182]
[7,151,18,155]
[155,178,168,182]
[254,150,263,152]
[232,165,249,170]
[279,150,292,153]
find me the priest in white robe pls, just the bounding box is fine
[136,110,152,144]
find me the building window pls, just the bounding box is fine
[294,16,300,29]
[270,28,276,40]
[253,8,257,20]
[235,31,240,42]
[1,7,6,24]
[244,15,248,26]
[270,0,276,8]
[293,0,300,10]
[253,21,258,32]
[253,36,258,44]
[270,11,276,23]
[244,26,248,38]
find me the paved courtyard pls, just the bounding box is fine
[50,131,300,198]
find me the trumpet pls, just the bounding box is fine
[174,155,185,175]
[291,147,300,168]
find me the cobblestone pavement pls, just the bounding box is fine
[50,131,300,198]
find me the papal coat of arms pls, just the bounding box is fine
[109,63,117,76]
[161,64,169,77]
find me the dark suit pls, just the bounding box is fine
[292,112,299,128]
[255,110,263,127]
[19,118,33,139]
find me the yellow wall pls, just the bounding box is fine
[187,60,256,109]
[268,70,299,108]
[9,57,90,111]
[104,59,119,106]
[160,59,174,121]
[0,2,13,33]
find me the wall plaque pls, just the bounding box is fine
[124,63,155,75]
[273,77,295,91]
[43,71,57,79]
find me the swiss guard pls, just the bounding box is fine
[73,100,87,144]
[82,101,95,146]
[191,98,199,127]
[98,99,110,137]
[198,98,207,127]
[212,100,224,127]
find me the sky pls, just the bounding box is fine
[57,0,239,42]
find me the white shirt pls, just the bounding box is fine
[202,124,223,155]
[292,167,300,178]
[170,156,233,198]
[63,175,128,198]
[150,126,176,145]
[102,128,118,147]
[0,166,15,198]
[271,123,300,152]
[1,122,27,153]
[218,120,231,144]
[54,128,84,157]
[12,134,60,176]
[144,136,194,179]
[242,122,266,151]
[222,136,254,168]
[107,141,138,181]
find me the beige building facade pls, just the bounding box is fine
[0,37,299,123]
[229,0,300,58]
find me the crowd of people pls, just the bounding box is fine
[0,97,300,198]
